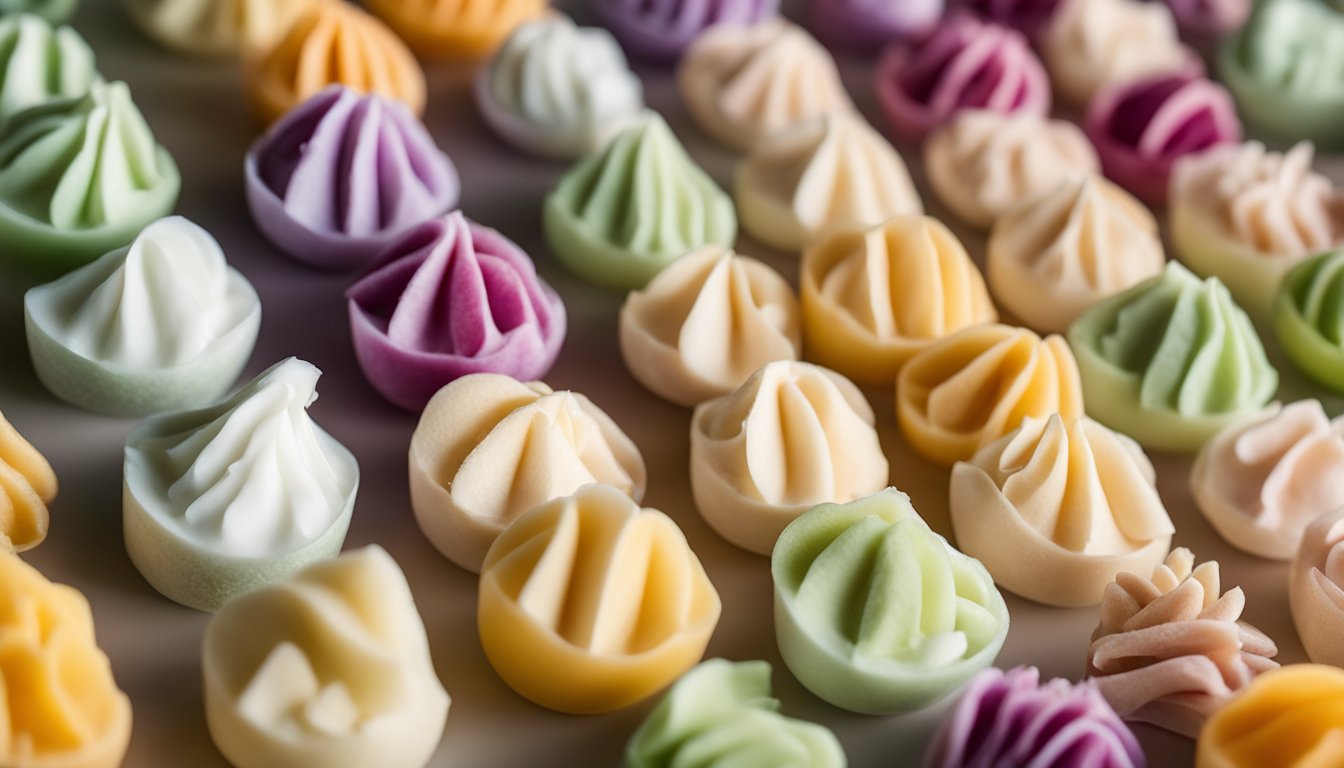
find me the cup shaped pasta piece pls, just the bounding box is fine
[1275,249,1344,392]
[409,374,647,573]
[246,86,460,271]
[1067,262,1277,453]
[124,358,359,612]
[1197,665,1344,767]
[347,212,566,412]
[802,215,996,385]
[203,547,449,768]
[898,323,1084,468]
[478,484,720,714]
[0,410,55,552]
[690,360,888,555]
[365,0,545,59]
[1088,548,1279,739]
[735,111,922,253]
[243,1,425,125]
[0,0,76,23]
[626,659,846,768]
[474,15,643,159]
[805,0,940,52]
[544,111,736,291]
[925,110,1098,230]
[679,19,851,151]
[1290,508,1344,668]
[0,13,95,124]
[773,488,1010,714]
[125,0,317,56]
[594,0,780,63]
[0,551,132,768]
[988,175,1164,334]
[620,245,800,408]
[25,216,261,417]
[1192,401,1344,560]
[1042,0,1193,107]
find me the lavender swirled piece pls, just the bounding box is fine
[246,85,460,271]
[926,666,1145,768]
[346,211,566,412]
[594,0,780,62]
[806,0,942,53]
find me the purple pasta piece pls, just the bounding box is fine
[876,15,1050,142]
[926,667,1145,768]
[246,85,460,272]
[1162,0,1250,37]
[594,0,780,62]
[958,0,1063,42]
[1085,71,1240,206]
[346,211,566,412]
[806,0,943,53]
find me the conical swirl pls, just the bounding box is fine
[678,19,851,150]
[1291,509,1344,668]
[1043,0,1190,107]
[988,175,1164,334]
[802,215,996,384]
[0,411,55,553]
[0,13,96,124]
[735,111,922,253]
[365,0,545,57]
[595,0,781,61]
[0,552,130,768]
[898,324,1084,468]
[1089,548,1279,738]
[626,659,845,768]
[620,245,800,408]
[126,0,317,55]
[1223,0,1344,102]
[1197,665,1344,768]
[1275,249,1344,391]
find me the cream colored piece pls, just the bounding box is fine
[1043,0,1191,107]
[126,0,317,55]
[690,360,888,555]
[1088,548,1279,739]
[203,546,449,768]
[679,19,852,151]
[409,374,646,573]
[1291,507,1344,667]
[951,414,1174,607]
[735,112,922,253]
[988,175,1165,334]
[620,245,800,408]
[1171,141,1344,318]
[925,111,1099,230]
[0,410,56,553]
[801,215,996,385]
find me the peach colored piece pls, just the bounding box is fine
[365,0,545,59]
[1291,507,1344,668]
[1197,665,1344,768]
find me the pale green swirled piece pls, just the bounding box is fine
[0,14,97,125]
[625,659,846,768]
[771,488,1009,715]
[543,110,736,292]
[1275,249,1344,393]
[0,79,180,273]
[1068,261,1277,453]
[1218,0,1344,148]
[0,0,77,24]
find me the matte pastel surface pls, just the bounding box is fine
[595,0,781,62]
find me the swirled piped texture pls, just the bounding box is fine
[875,15,1050,142]
[0,411,55,553]
[0,0,74,23]
[1197,665,1344,768]
[0,14,95,125]
[347,212,565,412]
[1067,262,1277,453]
[960,0,1063,41]
[246,86,459,271]
[925,666,1144,768]
[203,547,449,768]
[1276,250,1344,392]
[735,111,921,253]
[620,245,800,408]
[1085,73,1241,206]
[544,112,735,291]
[897,323,1084,468]
[802,215,996,385]
[951,414,1173,607]
[1162,0,1249,37]
[409,374,647,573]
[0,551,131,768]
[626,659,846,768]
[678,19,851,150]
[478,484,720,714]
[1291,508,1344,668]
[125,0,317,56]
[1218,0,1344,149]
[690,360,889,555]
[24,216,262,417]
[124,358,360,612]
[805,0,940,52]
[1193,401,1344,561]
[595,0,780,62]
[773,488,1009,714]
[365,0,545,58]
[475,16,643,159]
[243,1,425,125]
[0,80,180,273]
[925,110,1097,230]
[988,175,1164,334]
[1088,548,1279,739]
[1042,0,1192,107]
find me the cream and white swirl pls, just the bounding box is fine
[127,0,317,55]
[1043,0,1191,106]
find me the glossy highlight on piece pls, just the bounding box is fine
[1196,665,1344,768]
[1290,508,1344,668]
[594,0,780,62]
[0,410,55,553]
[1274,249,1344,392]
[364,0,545,59]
